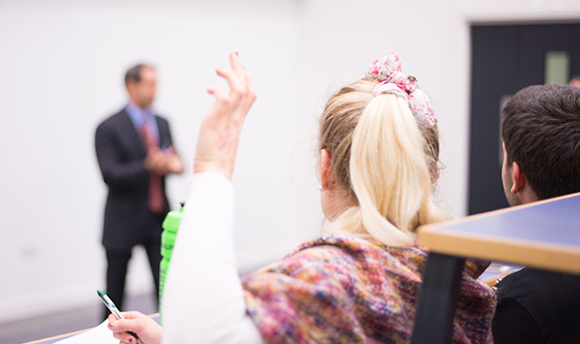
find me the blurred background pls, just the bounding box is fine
[1,0,580,342]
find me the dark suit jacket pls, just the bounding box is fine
[95,109,173,250]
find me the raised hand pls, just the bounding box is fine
[193,52,256,179]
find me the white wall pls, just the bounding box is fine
[0,0,307,323]
[2,0,580,324]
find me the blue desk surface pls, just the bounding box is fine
[418,192,580,274]
[443,194,580,246]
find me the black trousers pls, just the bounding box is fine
[103,215,163,320]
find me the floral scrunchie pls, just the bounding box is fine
[366,53,437,127]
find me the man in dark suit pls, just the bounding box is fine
[95,64,183,318]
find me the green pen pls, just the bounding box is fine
[97,290,144,344]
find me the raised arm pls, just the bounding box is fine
[162,52,263,344]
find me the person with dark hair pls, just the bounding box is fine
[125,64,148,84]
[95,63,184,319]
[493,84,580,343]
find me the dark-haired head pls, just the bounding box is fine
[125,64,154,85]
[124,63,157,109]
[501,84,580,200]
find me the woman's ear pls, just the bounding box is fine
[320,149,333,190]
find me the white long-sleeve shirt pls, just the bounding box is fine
[162,172,264,344]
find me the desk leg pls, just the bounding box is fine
[411,253,465,344]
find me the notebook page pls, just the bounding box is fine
[54,319,117,344]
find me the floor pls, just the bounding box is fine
[0,292,158,344]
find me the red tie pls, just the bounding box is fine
[140,122,164,214]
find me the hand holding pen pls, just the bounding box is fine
[99,290,163,344]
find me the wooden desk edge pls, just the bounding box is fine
[418,229,580,275]
[22,329,87,344]
[22,313,160,344]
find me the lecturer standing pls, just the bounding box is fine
[95,64,183,319]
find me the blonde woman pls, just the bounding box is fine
[108,52,496,344]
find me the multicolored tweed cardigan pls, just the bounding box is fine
[242,233,496,344]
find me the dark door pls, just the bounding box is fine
[468,23,580,215]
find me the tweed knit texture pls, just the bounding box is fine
[242,233,496,344]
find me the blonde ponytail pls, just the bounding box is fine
[320,78,448,246]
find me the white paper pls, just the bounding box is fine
[54,319,118,344]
